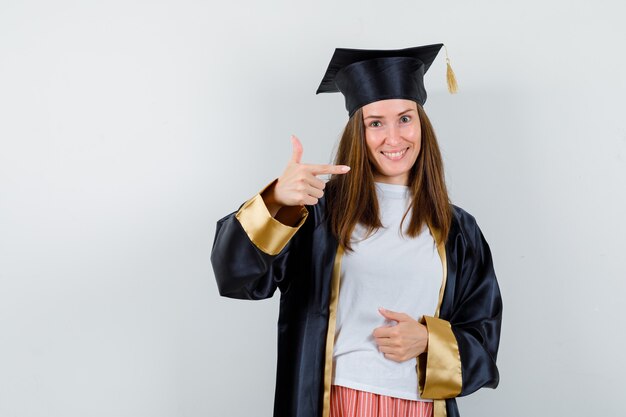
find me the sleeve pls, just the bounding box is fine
[210,179,309,300]
[417,220,502,399]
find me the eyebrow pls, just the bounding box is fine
[363,108,415,120]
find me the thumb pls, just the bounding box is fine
[290,135,303,164]
[378,307,409,322]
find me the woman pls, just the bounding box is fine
[211,44,502,417]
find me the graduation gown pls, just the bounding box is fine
[211,181,502,417]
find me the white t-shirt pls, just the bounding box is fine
[332,182,443,401]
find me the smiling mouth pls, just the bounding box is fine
[381,148,408,160]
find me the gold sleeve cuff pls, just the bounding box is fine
[235,181,309,256]
[417,316,462,399]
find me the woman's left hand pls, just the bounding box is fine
[372,308,429,362]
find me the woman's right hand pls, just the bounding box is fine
[263,135,350,217]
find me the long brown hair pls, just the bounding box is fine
[326,104,452,251]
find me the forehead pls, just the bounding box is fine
[361,99,417,116]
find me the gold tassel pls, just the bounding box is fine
[444,45,458,94]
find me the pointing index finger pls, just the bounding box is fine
[306,164,351,176]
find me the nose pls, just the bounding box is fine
[385,125,402,146]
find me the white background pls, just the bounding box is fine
[1,1,625,416]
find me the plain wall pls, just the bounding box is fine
[1,1,625,416]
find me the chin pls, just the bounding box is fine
[378,164,412,177]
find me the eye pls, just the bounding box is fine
[369,120,382,128]
[400,115,411,123]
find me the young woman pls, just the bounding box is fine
[211,44,502,417]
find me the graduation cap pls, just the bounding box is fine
[316,43,457,117]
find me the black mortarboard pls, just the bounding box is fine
[316,43,455,117]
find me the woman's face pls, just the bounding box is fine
[362,99,421,185]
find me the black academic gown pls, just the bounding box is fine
[211,184,502,417]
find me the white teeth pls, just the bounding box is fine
[382,149,407,158]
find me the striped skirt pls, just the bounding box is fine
[330,385,433,417]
